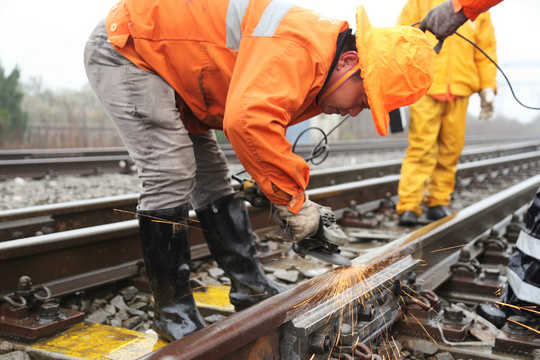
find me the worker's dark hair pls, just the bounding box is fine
[341,32,357,54]
[341,32,361,80]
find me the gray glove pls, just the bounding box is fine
[419,0,468,53]
[264,195,320,243]
[479,88,495,120]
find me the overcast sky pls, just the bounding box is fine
[1,0,539,122]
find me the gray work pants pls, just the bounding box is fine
[84,20,233,210]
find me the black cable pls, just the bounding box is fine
[411,21,540,110]
[292,114,351,165]
[292,127,329,165]
[454,32,540,110]
[233,114,352,180]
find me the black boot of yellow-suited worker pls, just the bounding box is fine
[138,205,206,342]
[196,194,286,311]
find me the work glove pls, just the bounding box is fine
[419,0,468,54]
[234,182,270,208]
[263,195,321,243]
[479,88,495,120]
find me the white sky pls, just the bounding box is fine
[1,0,539,122]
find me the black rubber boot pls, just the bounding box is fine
[196,194,286,311]
[138,205,206,342]
[399,211,418,227]
[426,206,452,221]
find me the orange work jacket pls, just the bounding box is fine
[398,0,497,98]
[105,0,348,213]
[453,0,504,20]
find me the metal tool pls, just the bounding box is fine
[232,174,269,208]
[233,173,351,266]
[293,205,352,267]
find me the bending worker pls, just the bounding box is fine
[84,0,434,341]
[396,0,497,227]
[421,0,540,327]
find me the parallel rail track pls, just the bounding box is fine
[2,141,539,241]
[2,142,540,359]
[1,138,538,180]
[2,147,540,298]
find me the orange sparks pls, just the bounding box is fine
[495,301,540,316]
[430,244,466,253]
[507,317,540,335]
[113,208,203,231]
[407,312,437,344]
[294,261,415,358]
[190,285,206,292]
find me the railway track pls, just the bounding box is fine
[1,143,540,359]
[1,146,539,296]
[2,140,539,242]
[1,137,538,180]
[146,174,540,360]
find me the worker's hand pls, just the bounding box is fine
[419,0,468,54]
[479,88,495,120]
[263,196,320,243]
[234,183,270,208]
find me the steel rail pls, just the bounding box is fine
[0,155,137,180]
[2,148,539,243]
[1,138,538,180]
[1,150,538,300]
[140,174,540,360]
[0,147,128,160]
[3,167,400,297]
[0,209,214,298]
[1,151,539,297]
[1,136,537,161]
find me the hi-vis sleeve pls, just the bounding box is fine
[224,37,323,213]
[452,0,503,20]
[223,5,347,213]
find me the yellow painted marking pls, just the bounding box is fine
[30,322,166,359]
[193,284,235,312]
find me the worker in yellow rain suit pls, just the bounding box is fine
[396,0,497,226]
[420,0,540,328]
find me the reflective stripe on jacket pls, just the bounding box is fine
[398,0,497,97]
[507,190,540,305]
[105,0,349,212]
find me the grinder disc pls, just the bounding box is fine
[307,247,352,267]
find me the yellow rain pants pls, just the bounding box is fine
[396,95,469,216]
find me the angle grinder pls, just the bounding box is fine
[292,205,352,267]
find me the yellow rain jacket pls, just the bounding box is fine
[396,0,497,215]
[105,0,349,213]
[398,0,497,97]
